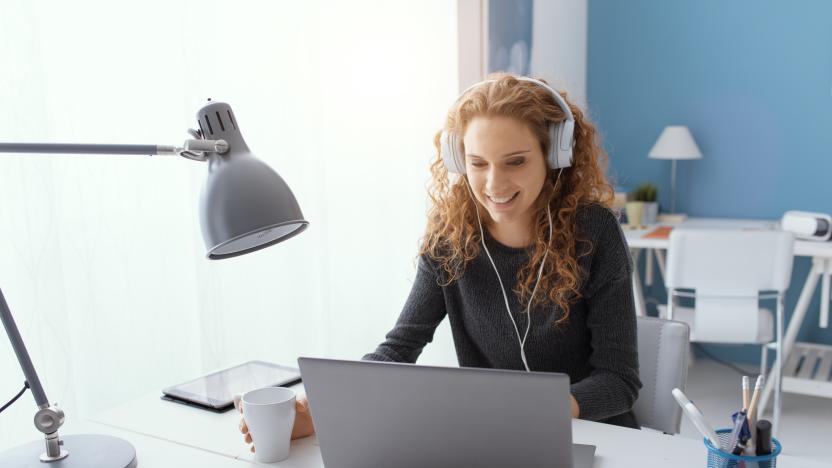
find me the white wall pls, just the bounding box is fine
[0,0,458,451]
[457,0,587,106]
[530,0,588,108]
[457,0,488,90]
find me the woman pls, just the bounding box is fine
[239,74,641,450]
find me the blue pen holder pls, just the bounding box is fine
[705,429,781,468]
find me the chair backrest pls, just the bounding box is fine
[664,229,794,343]
[665,229,794,295]
[633,316,690,434]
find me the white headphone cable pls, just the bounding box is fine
[462,169,562,372]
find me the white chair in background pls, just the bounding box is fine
[660,228,794,432]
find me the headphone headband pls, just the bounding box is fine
[440,76,575,174]
[455,77,574,124]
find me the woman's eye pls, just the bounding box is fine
[470,161,487,168]
[509,158,525,166]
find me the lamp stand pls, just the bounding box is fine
[669,158,678,214]
[0,289,137,467]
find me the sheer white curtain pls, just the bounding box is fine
[0,0,458,450]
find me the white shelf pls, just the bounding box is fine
[781,342,832,399]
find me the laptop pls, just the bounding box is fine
[297,357,595,468]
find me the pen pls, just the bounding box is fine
[742,376,750,411]
[672,388,722,449]
[727,410,748,455]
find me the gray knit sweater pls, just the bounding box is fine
[363,204,641,427]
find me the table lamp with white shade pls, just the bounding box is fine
[0,100,309,467]
[648,125,702,214]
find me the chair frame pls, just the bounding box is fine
[667,288,785,433]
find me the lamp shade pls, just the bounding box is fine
[197,101,308,259]
[648,126,702,160]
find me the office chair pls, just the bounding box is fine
[633,316,690,434]
[659,228,794,431]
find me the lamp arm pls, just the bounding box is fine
[0,288,49,408]
[0,288,71,460]
[0,143,160,156]
[0,139,228,161]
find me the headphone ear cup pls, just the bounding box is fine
[549,121,574,169]
[547,123,560,169]
[453,133,466,173]
[440,131,466,174]
[558,120,574,169]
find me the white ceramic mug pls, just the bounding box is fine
[242,386,296,463]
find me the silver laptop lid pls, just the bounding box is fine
[298,357,576,468]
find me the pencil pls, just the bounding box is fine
[747,375,764,419]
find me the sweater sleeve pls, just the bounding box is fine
[362,255,447,363]
[569,207,642,421]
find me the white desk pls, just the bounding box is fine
[624,218,832,414]
[73,387,831,467]
[63,420,258,467]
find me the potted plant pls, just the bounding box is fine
[633,183,659,225]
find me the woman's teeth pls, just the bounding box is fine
[487,192,518,204]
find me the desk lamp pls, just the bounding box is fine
[0,101,309,467]
[648,125,702,215]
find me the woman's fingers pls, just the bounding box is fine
[239,417,248,434]
[290,395,315,440]
[233,394,243,413]
[240,417,254,450]
[235,394,255,451]
[296,397,309,413]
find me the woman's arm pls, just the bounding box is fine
[569,207,642,421]
[363,255,447,363]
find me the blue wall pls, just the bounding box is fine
[588,0,832,362]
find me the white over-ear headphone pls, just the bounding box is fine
[439,76,575,174]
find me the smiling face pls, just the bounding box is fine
[462,115,548,238]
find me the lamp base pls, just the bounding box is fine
[0,434,136,468]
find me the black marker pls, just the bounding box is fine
[755,419,772,456]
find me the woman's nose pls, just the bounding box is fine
[485,166,508,189]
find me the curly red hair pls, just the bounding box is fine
[419,74,615,324]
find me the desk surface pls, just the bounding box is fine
[65,420,260,468]
[78,389,832,468]
[625,217,832,258]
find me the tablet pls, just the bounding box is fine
[161,360,301,412]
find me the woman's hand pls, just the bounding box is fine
[235,393,316,453]
[289,395,316,439]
